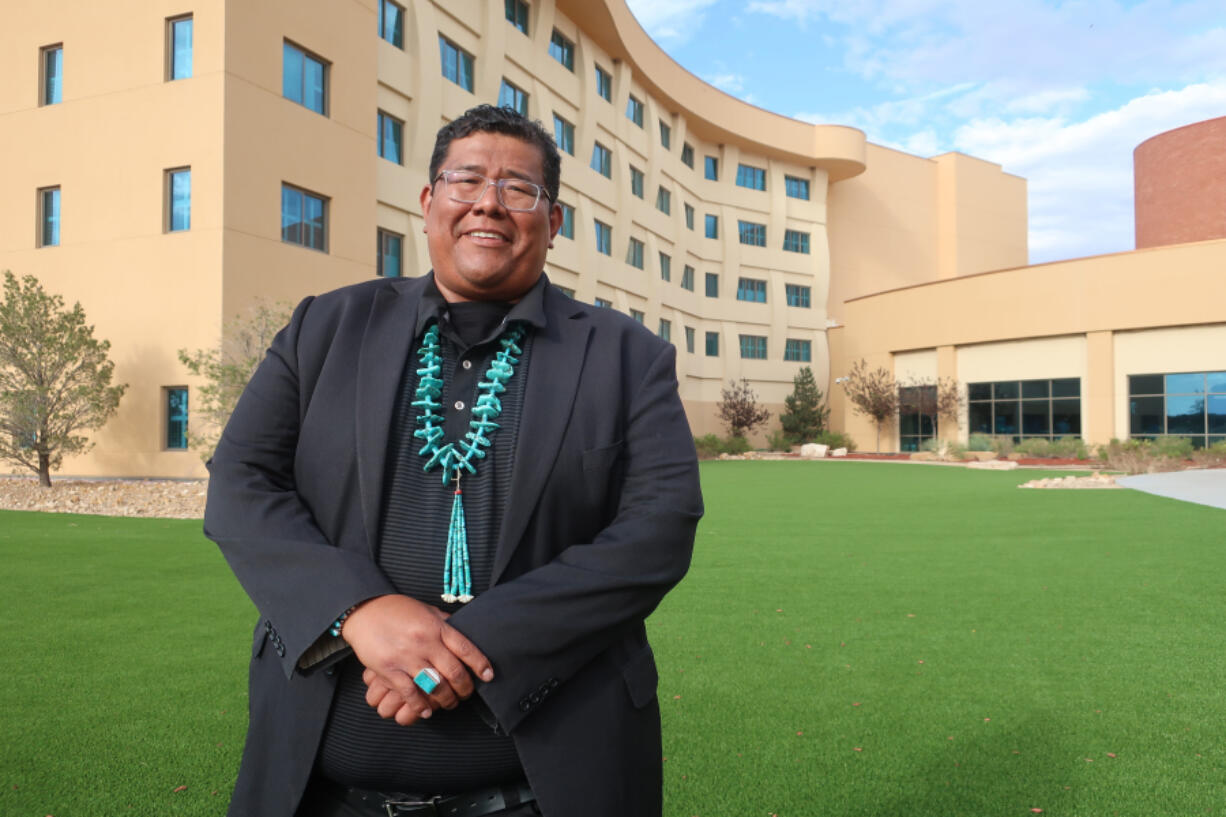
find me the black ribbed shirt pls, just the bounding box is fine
[316,276,546,794]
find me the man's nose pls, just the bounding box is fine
[471,180,507,213]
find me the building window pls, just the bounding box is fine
[380,0,405,47]
[550,30,575,71]
[736,277,766,303]
[630,309,644,324]
[594,219,612,255]
[377,228,403,277]
[629,166,644,198]
[167,15,193,80]
[659,120,671,149]
[498,79,528,115]
[41,45,63,105]
[704,272,718,297]
[655,186,671,215]
[736,163,766,190]
[377,111,403,164]
[967,378,1082,442]
[626,94,644,127]
[553,114,575,155]
[505,0,529,35]
[281,184,327,252]
[590,142,611,177]
[165,168,191,232]
[1128,372,1226,448]
[38,186,61,247]
[594,297,613,308]
[785,284,811,308]
[704,214,718,239]
[595,64,612,101]
[283,41,327,114]
[681,265,694,291]
[705,331,720,357]
[659,252,671,281]
[783,229,810,254]
[658,319,672,342]
[784,339,811,362]
[684,327,695,354]
[785,175,810,200]
[704,156,718,181]
[165,387,189,449]
[559,202,574,239]
[681,143,694,168]
[898,385,938,452]
[738,220,766,247]
[439,36,474,92]
[684,203,695,230]
[626,237,645,269]
[739,335,767,360]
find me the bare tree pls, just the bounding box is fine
[842,359,898,452]
[178,301,292,459]
[718,378,771,440]
[0,271,127,486]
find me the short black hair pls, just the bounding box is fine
[429,104,561,204]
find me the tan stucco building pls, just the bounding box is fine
[2,0,1220,477]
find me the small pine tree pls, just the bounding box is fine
[779,366,829,444]
[0,271,127,486]
[718,378,771,440]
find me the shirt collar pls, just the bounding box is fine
[416,272,550,339]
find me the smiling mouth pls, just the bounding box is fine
[466,230,508,242]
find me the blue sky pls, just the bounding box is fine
[624,0,1226,264]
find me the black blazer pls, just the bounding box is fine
[204,273,703,817]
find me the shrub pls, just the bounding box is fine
[1050,436,1090,459]
[967,433,994,452]
[766,430,792,452]
[1192,439,1226,468]
[921,438,966,459]
[723,435,751,455]
[1095,438,1193,474]
[1151,436,1194,460]
[814,430,857,452]
[694,434,723,459]
[1015,438,1052,457]
[990,436,1015,456]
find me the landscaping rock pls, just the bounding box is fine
[0,476,208,518]
[1018,472,1120,490]
[800,443,828,459]
[831,448,848,457]
[967,460,1019,470]
[910,451,938,461]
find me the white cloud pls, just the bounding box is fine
[952,81,1226,262]
[625,0,722,45]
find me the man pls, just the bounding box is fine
[205,104,703,817]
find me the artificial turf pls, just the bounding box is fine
[1,461,1221,816]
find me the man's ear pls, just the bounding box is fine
[420,184,434,230]
[547,201,563,246]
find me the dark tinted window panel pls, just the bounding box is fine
[1051,399,1081,435]
[1130,396,1164,434]
[1129,374,1163,395]
[969,403,992,434]
[1022,401,1050,435]
[1022,380,1049,399]
[968,383,992,401]
[1051,378,1080,397]
[899,413,918,435]
[994,381,1019,400]
[994,401,1019,435]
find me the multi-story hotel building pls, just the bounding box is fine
[2,0,1221,478]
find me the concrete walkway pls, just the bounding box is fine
[1116,469,1226,511]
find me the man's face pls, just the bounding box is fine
[421,131,562,302]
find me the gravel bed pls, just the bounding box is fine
[0,475,208,519]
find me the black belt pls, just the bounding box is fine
[338,781,535,817]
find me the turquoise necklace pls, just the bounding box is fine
[413,321,526,603]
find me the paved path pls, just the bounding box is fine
[1116,469,1226,511]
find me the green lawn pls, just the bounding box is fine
[1,462,1222,816]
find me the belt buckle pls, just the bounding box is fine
[383,795,437,816]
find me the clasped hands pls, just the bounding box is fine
[341,594,493,726]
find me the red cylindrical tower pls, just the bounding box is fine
[1134,115,1226,249]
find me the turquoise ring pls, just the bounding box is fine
[413,668,441,695]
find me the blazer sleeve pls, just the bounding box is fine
[203,296,397,679]
[448,340,703,733]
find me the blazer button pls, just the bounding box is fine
[548,678,559,689]
[275,644,286,657]
[519,699,532,712]
[529,692,542,705]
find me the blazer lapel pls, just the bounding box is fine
[491,294,591,584]
[355,279,424,555]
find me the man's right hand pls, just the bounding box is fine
[341,594,495,725]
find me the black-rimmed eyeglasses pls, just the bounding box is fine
[433,170,550,212]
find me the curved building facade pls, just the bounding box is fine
[1134,115,1226,249]
[1,0,1027,476]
